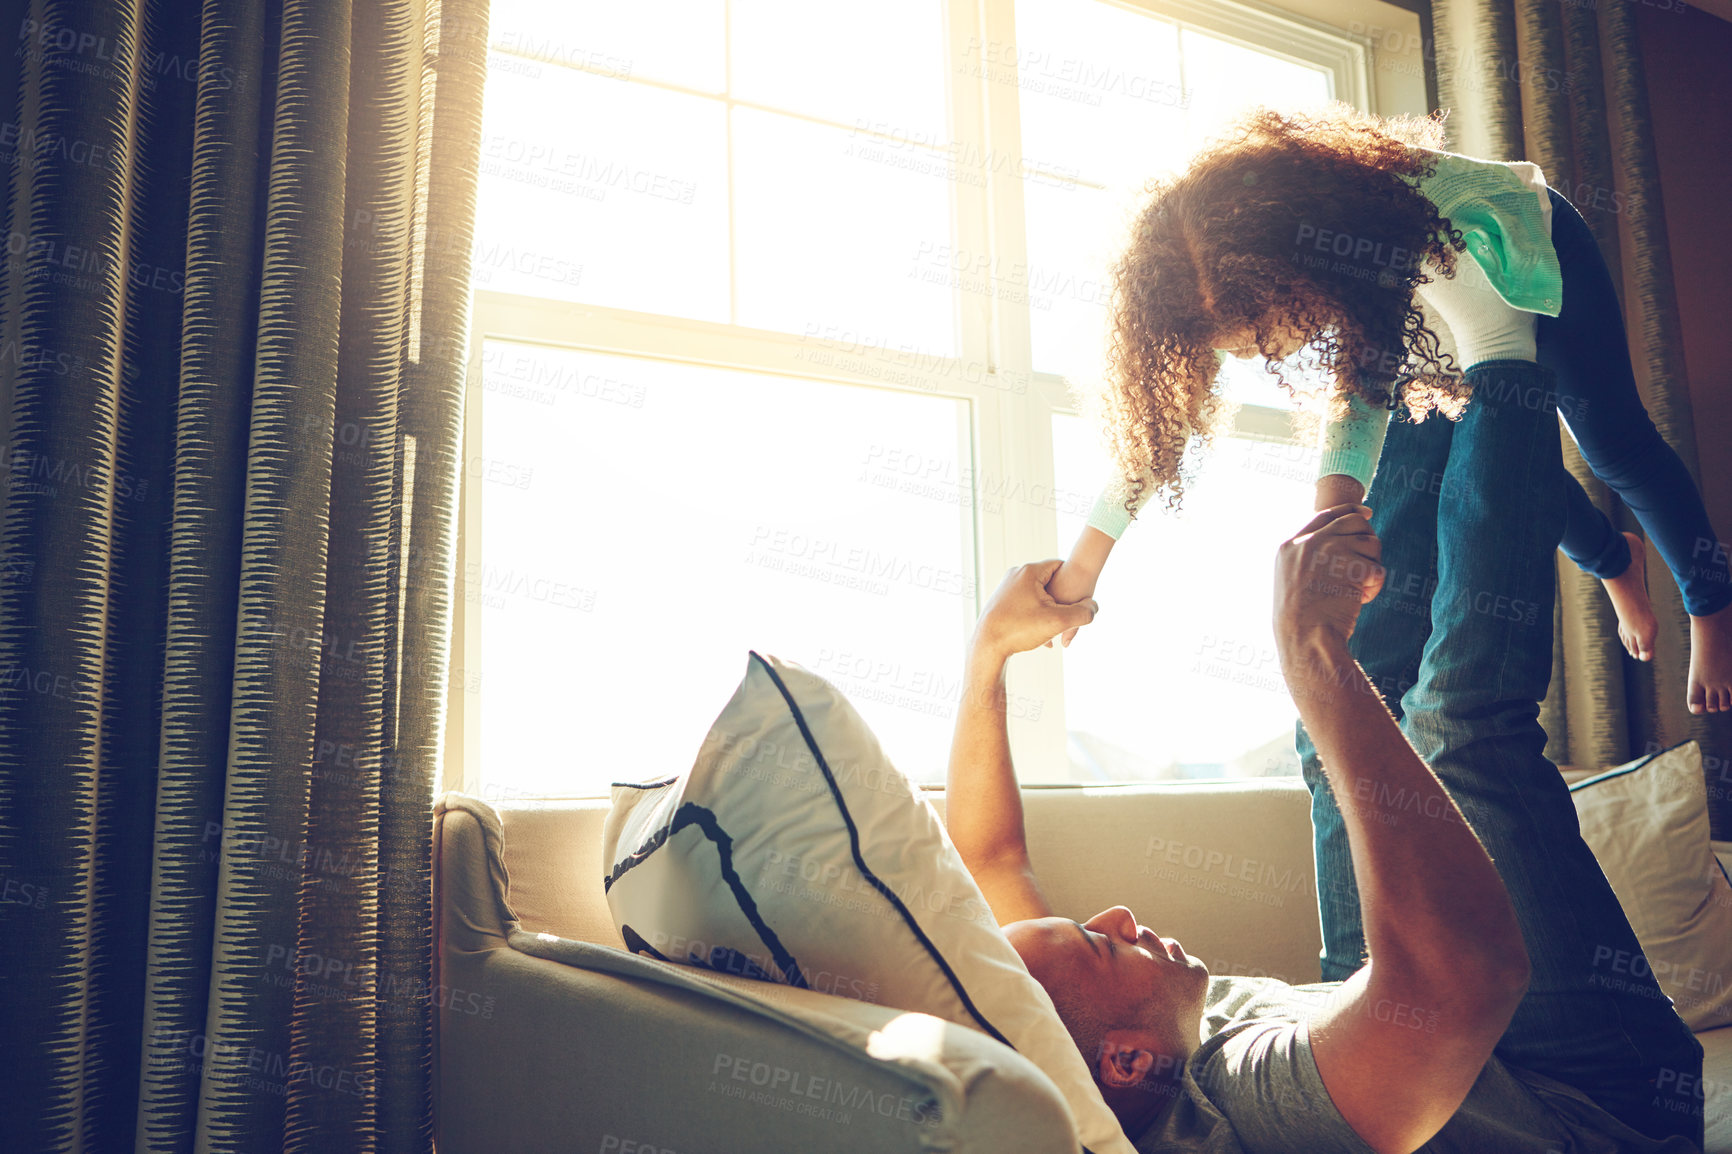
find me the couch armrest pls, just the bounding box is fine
[435,800,1081,1154]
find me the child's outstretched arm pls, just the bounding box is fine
[1315,392,1389,511]
[1048,388,1389,638]
[1045,491,1138,645]
[1317,473,1367,512]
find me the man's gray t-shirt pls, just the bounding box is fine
[1133,975,1698,1153]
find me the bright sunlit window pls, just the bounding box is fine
[460,0,1374,798]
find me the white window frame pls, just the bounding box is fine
[445,0,1378,798]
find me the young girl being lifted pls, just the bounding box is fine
[1049,105,1732,716]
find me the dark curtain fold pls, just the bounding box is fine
[0,0,488,1149]
[1429,0,1731,829]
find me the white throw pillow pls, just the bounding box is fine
[602,651,1135,1154]
[1570,741,1732,1031]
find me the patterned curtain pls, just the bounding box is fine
[0,0,488,1149]
[1428,0,1731,831]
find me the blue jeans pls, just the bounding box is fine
[1297,360,1704,1146]
[1546,188,1732,616]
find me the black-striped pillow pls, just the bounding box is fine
[601,651,1133,1154]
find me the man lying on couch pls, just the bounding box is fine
[948,520,1705,1152]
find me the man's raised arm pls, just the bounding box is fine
[946,561,1097,926]
[1275,507,1531,1154]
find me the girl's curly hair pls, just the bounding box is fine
[1098,104,1472,514]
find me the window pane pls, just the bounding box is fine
[1052,414,1315,780]
[731,0,947,139]
[1179,29,1334,138]
[1016,0,1337,380]
[1215,350,1321,410]
[1022,180,1120,378]
[477,343,976,797]
[1011,0,1188,189]
[732,107,956,355]
[475,66,729,317]
[488,0,725,92]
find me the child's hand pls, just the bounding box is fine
[1315,473,1367,513]
[1044,560,1099,648]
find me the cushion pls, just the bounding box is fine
[1700,1025,1732,1154]
[1570,741,1732,1031]
[601,651,1135,1154]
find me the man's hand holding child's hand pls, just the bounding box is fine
[1042,559,1099,648]
[974,561,1100,664]
[1274,504,1384,669]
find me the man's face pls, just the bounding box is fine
[1005,905,1211,1060]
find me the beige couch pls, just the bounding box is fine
[434,781,1732,1153]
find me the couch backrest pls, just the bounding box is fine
[492,778,1326,984]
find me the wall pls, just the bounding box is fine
[1265,0,1430,115]
[1637,1,1732,828]
[1639,3,1732,553]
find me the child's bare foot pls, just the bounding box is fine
[1689,600,1732,714]
[1602,532,1657,662]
